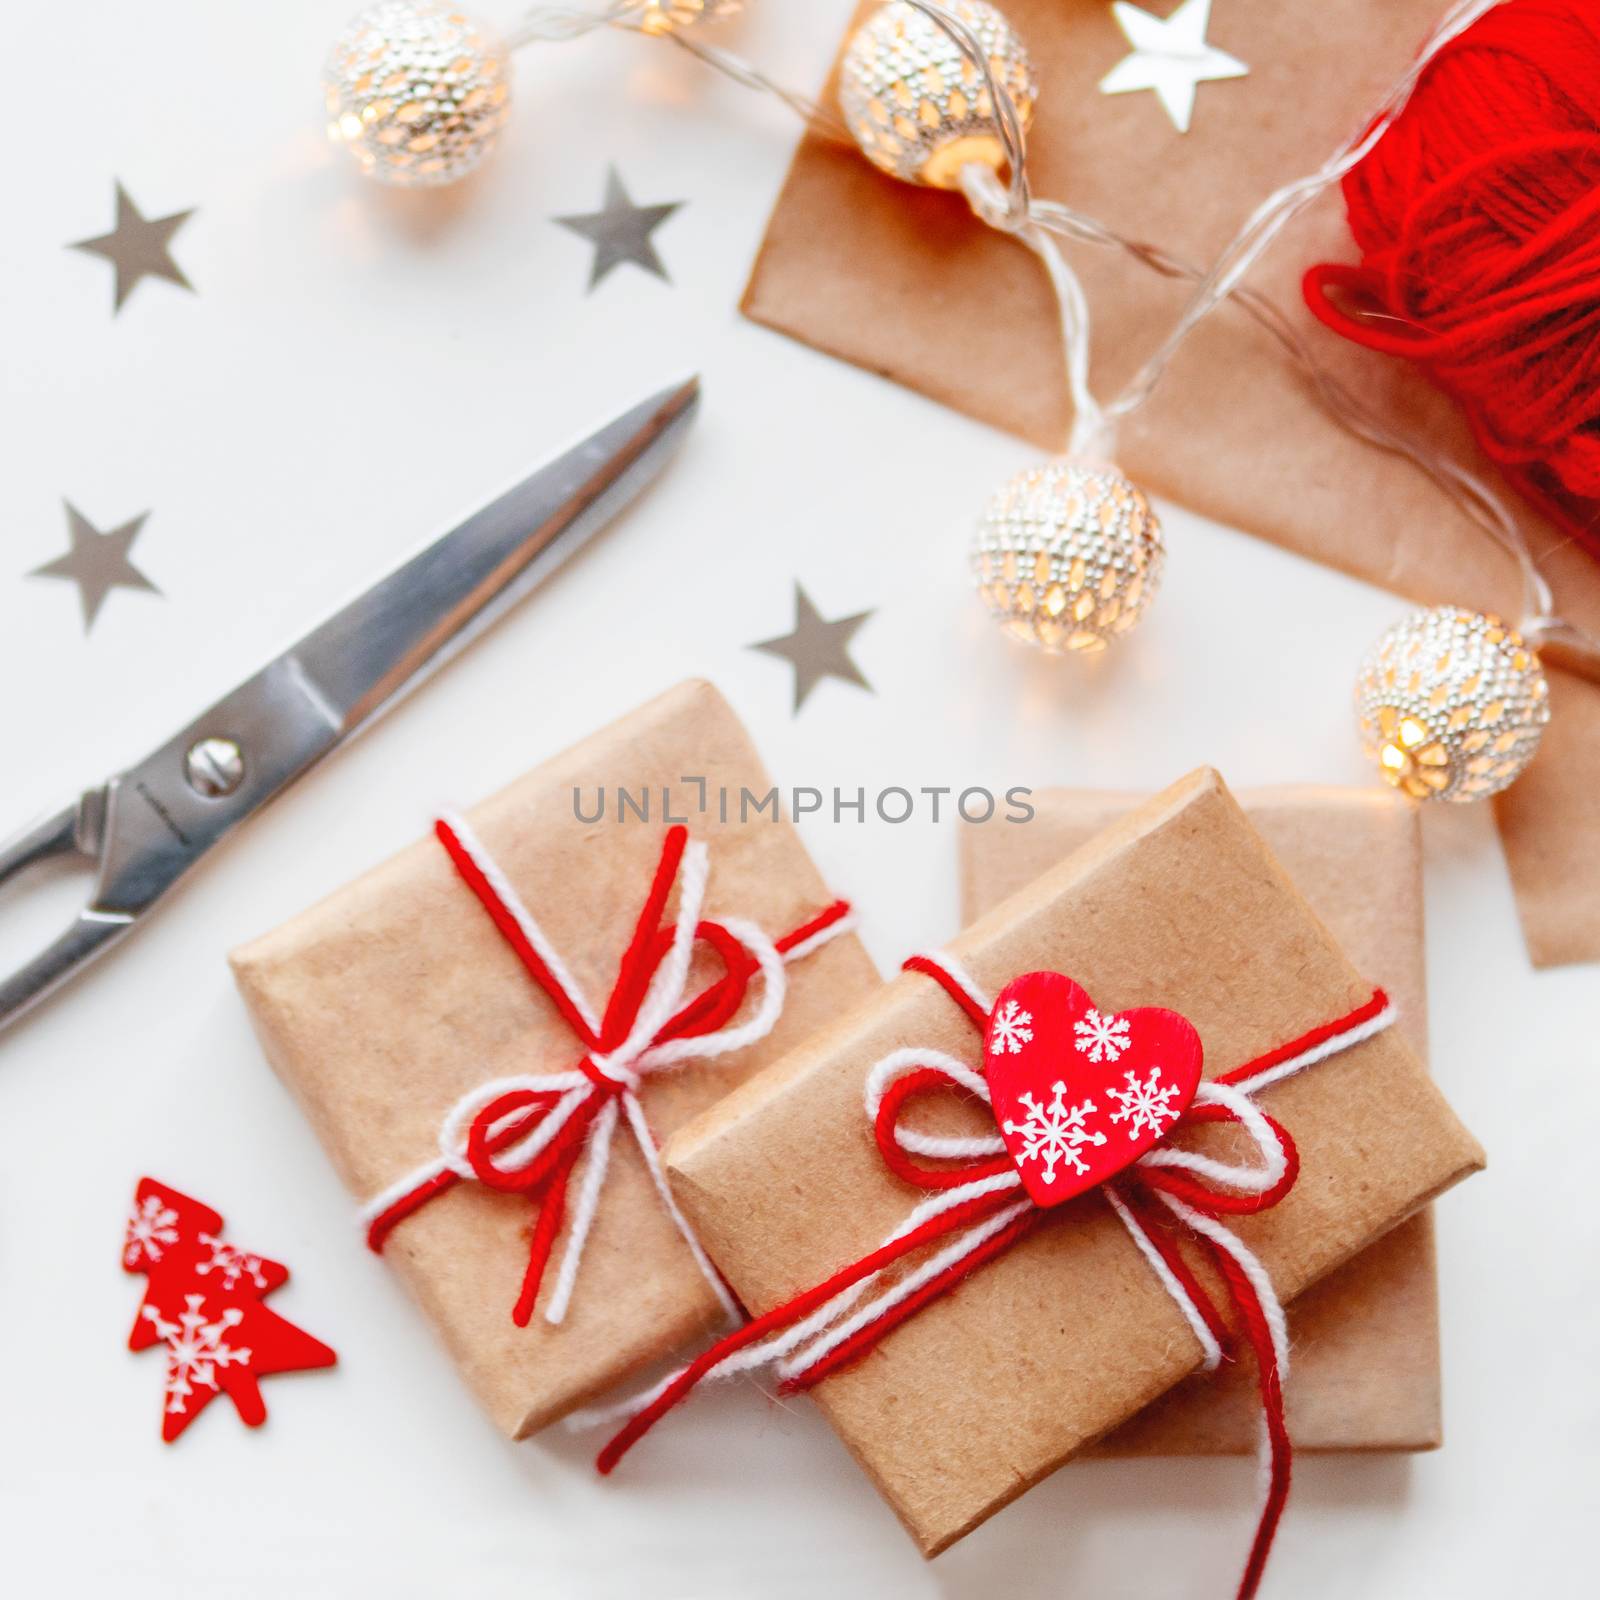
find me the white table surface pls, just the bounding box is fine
[2,3,1592,1595]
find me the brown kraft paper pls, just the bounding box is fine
[664,769,1484,1556]
[964,784,1439,1455]
[229,679,879,1438]
[742,0,1600,967]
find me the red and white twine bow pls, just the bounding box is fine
[360,816,853,1328]
[588,950,1396,1600]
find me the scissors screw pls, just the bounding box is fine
[185,736,245,799]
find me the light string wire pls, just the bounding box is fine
[503,0,1600,668]
[510,3,848,135]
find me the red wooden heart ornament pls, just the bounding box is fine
[984,972,1204,1207]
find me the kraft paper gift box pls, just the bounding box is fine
[964,784,1439,1455]
[742,0,1600,968]
[662,769,1483,1555]
[230,679,879,1437]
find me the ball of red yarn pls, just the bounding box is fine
[1303,0,1600,560]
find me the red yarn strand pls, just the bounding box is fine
[1304,0,1600,557]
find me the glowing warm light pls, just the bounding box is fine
[971,460,1165,656]
[1356,607,1550,803]
[324,2,511,187]
[839,1,1036,188]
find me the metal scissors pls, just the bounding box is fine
[0,376,699,1035]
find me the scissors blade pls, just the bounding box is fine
[291,375,699,729]
[75,376,698,927]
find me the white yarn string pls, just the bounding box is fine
[1138,1080,1287,1195]
[359,822,852,1325]
[588,839,711,1086]
[905,948,993,1016]
[566,1168,1022,1433]
[620,1089,743,1323]
[1104,1184,1224,1372]
[775,1198,1033,1381]
[1156,1191,1292,1383]
[863,1046,1007,1160]
[1226,998,1398,1099]
[782,909,859,964]
[441,809,602,1038]
[546,1095,621,1324]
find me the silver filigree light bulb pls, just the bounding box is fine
[972,461,1165,653]
[1355,605,1550,802]
[325,2,512,187]
[839,0,1037,188]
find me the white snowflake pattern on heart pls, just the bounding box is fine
[1106,1065,1184,1141]
[1074,1007,1132,1063]
[989,998,1035,1056]
[1002,1081,1107,1184]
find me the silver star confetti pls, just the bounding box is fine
[1099,0,1248,134]
[31,503,162,632]
[70,182,197,313]
[750,583,875,714]
[555,167,684,290]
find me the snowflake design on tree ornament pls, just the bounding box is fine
[194,1233,269,1294]
[1074,1007,1132,1063]
[990,998,1035,1056]
[1106,1065,1184,1141]
[141,1294,252,1417]
[124,1194,181,1269]
[1003,1082,1107,1185]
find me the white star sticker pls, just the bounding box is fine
[1099,0,1249,134]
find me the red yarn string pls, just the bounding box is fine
[1113,1183,1235,1357]
[513,1158,573,1329]
[1139,1107,1302,1216]
[1201,1236,1293,1600]
[777,1205,1043,1394]
[1303,0,1600,560]
[594,1184,1016,1475]
[872,1066,1016,1190]
[597,827,688,1050]
[435,818,603,1050]
[902,953,990,1029]
[1215,987,1389,1087]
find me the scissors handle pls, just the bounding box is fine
[0,796,134,1029]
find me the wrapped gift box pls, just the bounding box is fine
[964,784,1439,1454]
[663,769,1483,1554]
[230,679,878,1437]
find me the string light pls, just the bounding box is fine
[318,0,1600,802]
[972,463,1164,655]
[1356,608,1550,801]
[324,2,747,186]
[324,3,512,188]
[837,0,1034,189]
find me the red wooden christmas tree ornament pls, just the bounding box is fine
[123,1178,337,1442]
[984,972,1203,1207]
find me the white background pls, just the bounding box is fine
[0,3,1593,1596]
